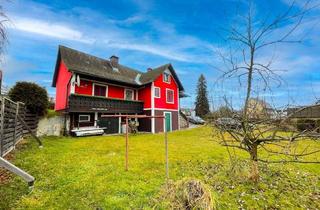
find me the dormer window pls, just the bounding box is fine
[163,72,171,83]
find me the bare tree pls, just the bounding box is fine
[0,1,9,94]
[214,0,320,182]
[0,2,8,55]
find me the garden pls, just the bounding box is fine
[0,126,319,209]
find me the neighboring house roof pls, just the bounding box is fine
[52,45,184,91]
[288,104,320,119]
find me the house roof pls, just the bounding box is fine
[52,45,184,91]
[288,104,320,119]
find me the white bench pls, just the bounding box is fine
[71,126,106,137]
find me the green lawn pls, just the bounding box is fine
[1,126,319,209]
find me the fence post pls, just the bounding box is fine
[13,102,19,147]
[0,96,5,157]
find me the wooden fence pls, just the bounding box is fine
[0,96,40,157]
[23,112,40,135]
[0,96,25,157]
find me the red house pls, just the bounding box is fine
[52,45,186,134]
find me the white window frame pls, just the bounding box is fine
[154,87,161,98]
[163,72,171,84]
[166,88,174,104]
[79,114,91,123]
[124,88,134,100]
[92,83,108,97]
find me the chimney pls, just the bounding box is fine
[110,55,119,67]
[147,67,152,72]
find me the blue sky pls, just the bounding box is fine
[1,0,320,109]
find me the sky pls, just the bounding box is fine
[0,0,320,109]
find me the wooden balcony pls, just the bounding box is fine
[68,94,144,114]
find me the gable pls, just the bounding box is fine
[140,64,184,91]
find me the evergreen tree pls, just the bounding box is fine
[195,74,210,118]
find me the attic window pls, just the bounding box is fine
[163,72,171,83]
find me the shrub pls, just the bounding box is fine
[8,82,48,116]
[296,119,316,132]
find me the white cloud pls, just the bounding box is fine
[8,17,94,44]
[105,41,190,62]
[4,0,217,63]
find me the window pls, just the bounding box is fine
[79,115,90,122]
[125,89,134,100]
[166,89,174,103]
[154,87,160,98]
[163,72,171,83]
[94,84,107,97]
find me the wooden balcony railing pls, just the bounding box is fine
[68,94,144,114]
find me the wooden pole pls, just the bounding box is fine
[13,103,19,147]
[0,157,35,186]
[165,124,169,180]
[17,114,42,147]
[0,70,2,95]
[0,96,4,157]
[125,116,128,171]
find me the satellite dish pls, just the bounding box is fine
[76,75,80,86]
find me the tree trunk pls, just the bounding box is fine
[243,49,254,118]
[249,144,259,182]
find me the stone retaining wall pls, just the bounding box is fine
[36,115,65,136]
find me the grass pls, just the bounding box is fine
[0,126,319,209]
[46,109,59,118]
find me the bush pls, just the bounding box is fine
[8,82,48,116]
[296,119,316,132]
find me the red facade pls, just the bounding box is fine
[55,61,72,111]
[108,85,125,99]
[75,80,93,95]
[73,80,138,101]
[138,84,151,109]
[153,73,178,110]
[55,60,179,113]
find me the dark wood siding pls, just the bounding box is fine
[98,114,119,134]
[154,110,178,133]
[139,110,151,132]
[70,113,95,129]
